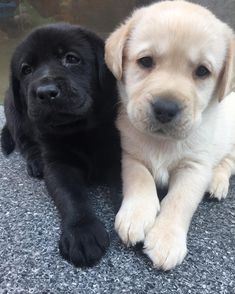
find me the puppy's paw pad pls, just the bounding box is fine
[59,218,109,267]
[144,225,187,271]
[209,174,229,200]
[27,158,44,178]
[115,199,160,246]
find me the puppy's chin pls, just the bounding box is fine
[127,113,197,141]
[27,102,94,133]
[151,127,192,141]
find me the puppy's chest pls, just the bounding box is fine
[145,142,181,187]
[127,137,186,187]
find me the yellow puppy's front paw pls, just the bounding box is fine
[144,223,187,271]
[115,198,160,246]
[209,171,229,200]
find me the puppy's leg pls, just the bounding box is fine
[17,134,43,179]
[4,100,43,178]
[144,163,211,270]
[115,152,160,246]
[209,149,235,200]
[1,124,15,155]
[44,160,109,267]
[2,127,43,178]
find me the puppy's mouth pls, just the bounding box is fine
[28,94,93,131]
[50,113,87,128]
[150,123,191,140]
[152,128,174,139]
[155,128,165,135]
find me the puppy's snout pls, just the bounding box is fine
[36,84,60,101]
[152,98,180,124]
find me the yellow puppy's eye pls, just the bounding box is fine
[195,65,210,78]
[137,56,154,69]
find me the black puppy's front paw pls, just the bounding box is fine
[27,158,44,178]
[59,218,110,267]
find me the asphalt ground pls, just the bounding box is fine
[0,106,234,294]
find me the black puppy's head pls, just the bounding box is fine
[10,23,116,133]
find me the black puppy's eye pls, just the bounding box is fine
[195,65,210,79]
[137,56,154,69]
[64,52,80,64]
[21,63,32,75]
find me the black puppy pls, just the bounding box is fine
[1,23,120,267]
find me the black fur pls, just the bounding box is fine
[1,23,120,267]
[1,125,15,155]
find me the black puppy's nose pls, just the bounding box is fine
[36,84,60,101]
[152,98,180,124]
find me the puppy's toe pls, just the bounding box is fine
[144,223,187,271]
[27,158,44,179]
[59,218,109,267]
[209,172,229,200]
[115,199,160,246]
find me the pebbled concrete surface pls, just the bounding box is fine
[0,105,234,294]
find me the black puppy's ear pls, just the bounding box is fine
[88,32,116,94]
[10,72,24,113]
[96,43,112,91]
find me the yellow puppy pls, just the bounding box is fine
[105,0,235,270]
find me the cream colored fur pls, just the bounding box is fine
[105,0,235,270]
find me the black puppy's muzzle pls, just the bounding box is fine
[36,83,60,101]
[28,76,92,130]
[34,79,66,106]
[31,77,85,109]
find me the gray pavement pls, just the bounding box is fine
[0,106,234,294]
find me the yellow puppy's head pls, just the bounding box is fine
[105,1,235,139]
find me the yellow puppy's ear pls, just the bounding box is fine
[105,13,138,80]
[217,35,235,102]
